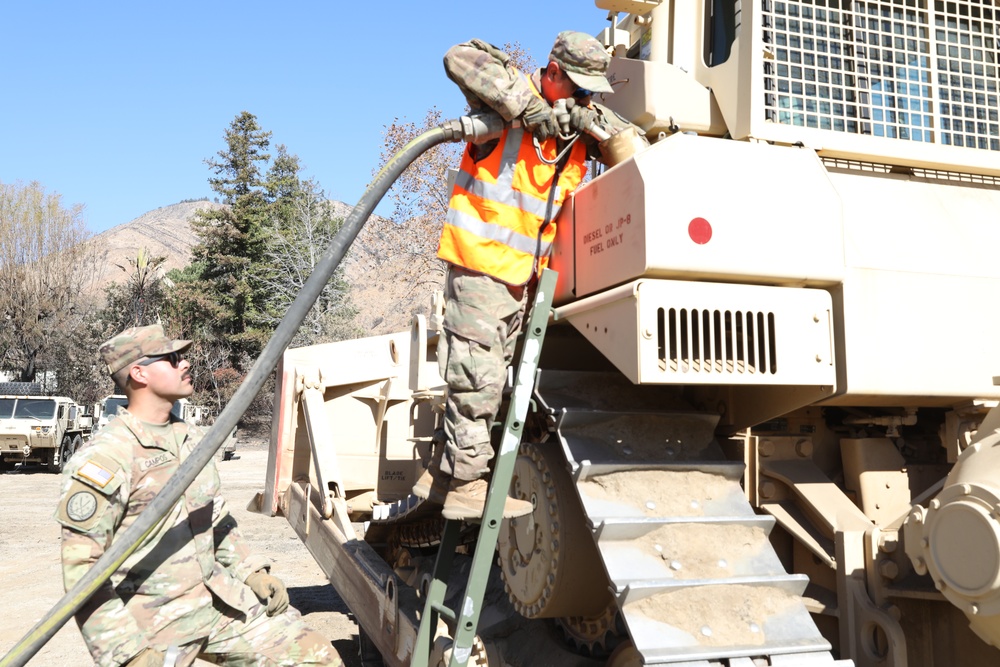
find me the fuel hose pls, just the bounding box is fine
[0,112,505,667]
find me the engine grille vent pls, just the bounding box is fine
[657,308,778,375]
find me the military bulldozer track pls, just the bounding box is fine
[371,370,849,666]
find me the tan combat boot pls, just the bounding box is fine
[441,478,533,521]
[411,455,447,505]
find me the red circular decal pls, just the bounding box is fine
[688,217,712,244]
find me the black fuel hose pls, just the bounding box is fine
[0,112,504,667]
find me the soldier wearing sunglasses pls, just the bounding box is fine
[54,324,341,667]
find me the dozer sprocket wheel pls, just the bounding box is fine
[497,442,611,619]
[555,601,627,658]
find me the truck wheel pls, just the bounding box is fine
[72,434,83,457]
[56,435,73,474]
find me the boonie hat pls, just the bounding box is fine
[100,324,191,375]
[549,30,614,94]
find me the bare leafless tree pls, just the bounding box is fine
[0,180,104,388]
[363,42,539,297]
[189,341,235,414]
[363,107,455,291]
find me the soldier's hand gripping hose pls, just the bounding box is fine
[0,110,507,667]
[555,97,648,167]
[566,98,601,137]
[534,98,595,166]
[555,97,610,141]
[521,95,560,142]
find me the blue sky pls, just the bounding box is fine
[1,1,612,235]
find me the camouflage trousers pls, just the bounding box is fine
[170,600,341,666]
[438,265,530,481]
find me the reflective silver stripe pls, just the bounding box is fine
[445,208,553,257]
[452,127,561,220]
[452,171,560,221]
[496,127,523,191]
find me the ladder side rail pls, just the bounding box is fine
[446,269,558,667]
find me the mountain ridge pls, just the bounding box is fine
[91,200,442,336]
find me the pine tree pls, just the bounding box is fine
[188,111,273,362]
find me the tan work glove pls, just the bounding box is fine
[567,98,600,135]
[246,570,289,616]
[125,647,165,667]
[521,96,559,142]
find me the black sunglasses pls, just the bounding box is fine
[554,65,592,100]
[138,351,182,368]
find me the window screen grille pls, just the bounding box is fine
[762,0,999,151]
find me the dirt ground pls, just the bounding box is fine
[0,438,363,667]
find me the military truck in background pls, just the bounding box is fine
[94,394,233,459]
[173,399,209,427]
[0,385,93,473]
[93,394,129,432]
[95,394,211,430]
[171,399,238,460]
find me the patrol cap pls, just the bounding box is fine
[100,324,191,376]
[549,30,614,94]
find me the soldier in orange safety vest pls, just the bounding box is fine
[411,31,644,521]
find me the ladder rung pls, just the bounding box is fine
[431,602,456,622]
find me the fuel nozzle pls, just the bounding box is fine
[552,98,611,142]
[444,103,612,145]
[552,97,647,167]
[440,112,506,144]
[441,105,646,168]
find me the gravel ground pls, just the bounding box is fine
[0,439,362,666]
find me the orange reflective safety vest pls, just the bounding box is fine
[438,88,588,286]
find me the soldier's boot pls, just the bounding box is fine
[411,454,448,505]
[441,478,533,521]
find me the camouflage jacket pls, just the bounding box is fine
[443,38,638,159]
[54,409,269,666]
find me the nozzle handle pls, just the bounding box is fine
[440,112,507,144]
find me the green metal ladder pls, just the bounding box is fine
[411,268,557,667]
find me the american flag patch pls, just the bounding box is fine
[78,461,114,488]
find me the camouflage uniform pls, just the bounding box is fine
[55,408,341,666]
[437,266,530,480]
[435,35,636,481]
[442,36,637,159]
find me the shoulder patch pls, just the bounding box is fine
[77,460,114,488]
[55,479,112,532]
[70,451,123,497]
[66,490,98,521]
